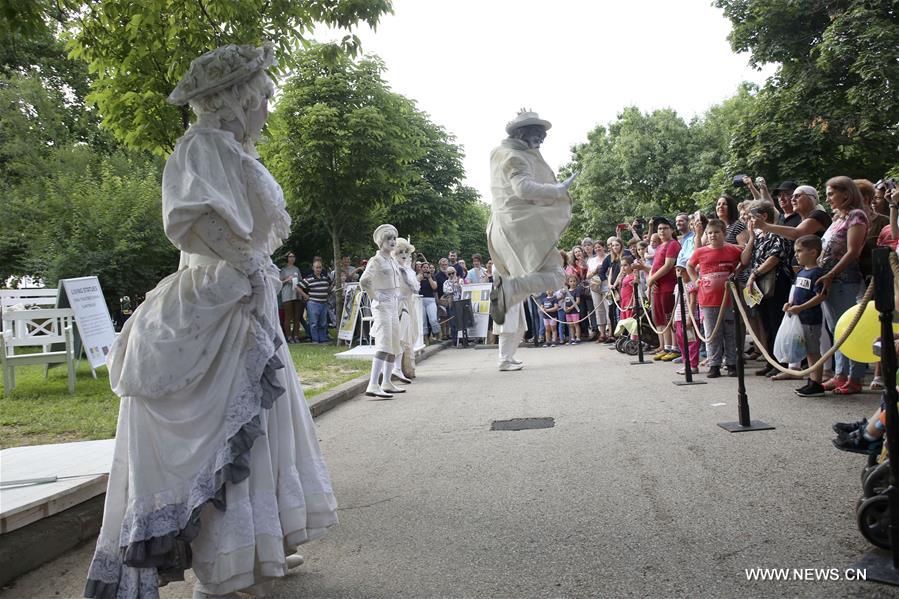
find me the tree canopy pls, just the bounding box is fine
[262,47,483,273]
[716,0,899,185]
[50,0,393,155]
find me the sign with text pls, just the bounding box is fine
[460,283,492,339]
[338,283,363,342]
[59,277,116,369]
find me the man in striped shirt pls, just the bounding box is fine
[299,259,334,343]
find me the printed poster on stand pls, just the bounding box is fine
[57,276,116,370]
[338,283,363,342]
[460,283,492,339]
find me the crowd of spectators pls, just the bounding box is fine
[277,248,495,345]
[545,176,898,401]
[278,176,898,407]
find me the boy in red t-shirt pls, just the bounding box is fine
[687,219,743,379]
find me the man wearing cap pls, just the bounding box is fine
[773,180,801,227]
[487,110,577,370]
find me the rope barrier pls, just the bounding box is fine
[685,290,730,344]
[530,291,614,325]
[641,289,677,336]
[729,279,875,377]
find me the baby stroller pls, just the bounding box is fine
[613,317,657,356]
[857,440,892,549]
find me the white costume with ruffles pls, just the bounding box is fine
[396,264,421,354]
[85,119,338,598]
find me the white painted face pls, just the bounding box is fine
[380,232,397,252]
[396,248,410,266]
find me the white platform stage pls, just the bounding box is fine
[0,438,114,533]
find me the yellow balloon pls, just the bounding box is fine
[834,302,899,363]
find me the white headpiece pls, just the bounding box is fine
[168,43,276,106]
[373,224,398,247]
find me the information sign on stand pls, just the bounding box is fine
[337,283,362,343]
[56,277,116,374]
[460,283,492,340]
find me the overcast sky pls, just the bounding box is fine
[313,0,776,201]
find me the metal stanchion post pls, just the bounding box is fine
[854,248,899,584]
[630,278,652,365]
[718,282,774,432]
[674,276,705,386]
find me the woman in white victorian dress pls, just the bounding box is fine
[84,44,338,599]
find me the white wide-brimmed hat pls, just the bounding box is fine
[168,42,276,106]
[505,110,552,135]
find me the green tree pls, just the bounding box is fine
[383,110,481,256]
[715,0,899,185]
[64,0,392,155]
[3,146,176,301]
[262,49,424,285]
[562,107,699,245]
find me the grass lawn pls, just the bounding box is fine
[0,343,368,449]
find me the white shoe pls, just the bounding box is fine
[380,379,407,393]
[365,384,394,399]
[391,370,412,384]
[286,554,305,569]
[498,361,523,371]
[509,358,523,365]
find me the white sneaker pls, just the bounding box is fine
[498,361,523,371]
[286,554,305,569]
[509,358,523,365]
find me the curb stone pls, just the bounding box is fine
[309,341,447,416]
[0,341,449,587]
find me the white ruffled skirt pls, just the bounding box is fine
[85,261,338,598]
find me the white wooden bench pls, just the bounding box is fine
[1,308,76,395]
[0,288,59,330]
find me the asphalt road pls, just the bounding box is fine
[5,342,899,599]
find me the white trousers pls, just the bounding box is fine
[498,327,525,365]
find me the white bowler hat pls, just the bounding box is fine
[505,110,552,135]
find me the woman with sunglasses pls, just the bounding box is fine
[754,185,832,241]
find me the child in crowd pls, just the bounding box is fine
[555,288,568,343]
[646,233,661,268]
[784,235,826,397]
[672,266,700,375]
[562,275,582,344]
[687,219,743,378]
[542,289,559,347]
[618,257,637,321]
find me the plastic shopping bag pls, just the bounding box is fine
[773,313,806,364]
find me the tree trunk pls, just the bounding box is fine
[330,222,343,337]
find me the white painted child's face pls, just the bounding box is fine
[380,233,397,252]
[396,248,410,265]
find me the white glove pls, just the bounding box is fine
[248,269,269,319]
[561,170,580,190]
